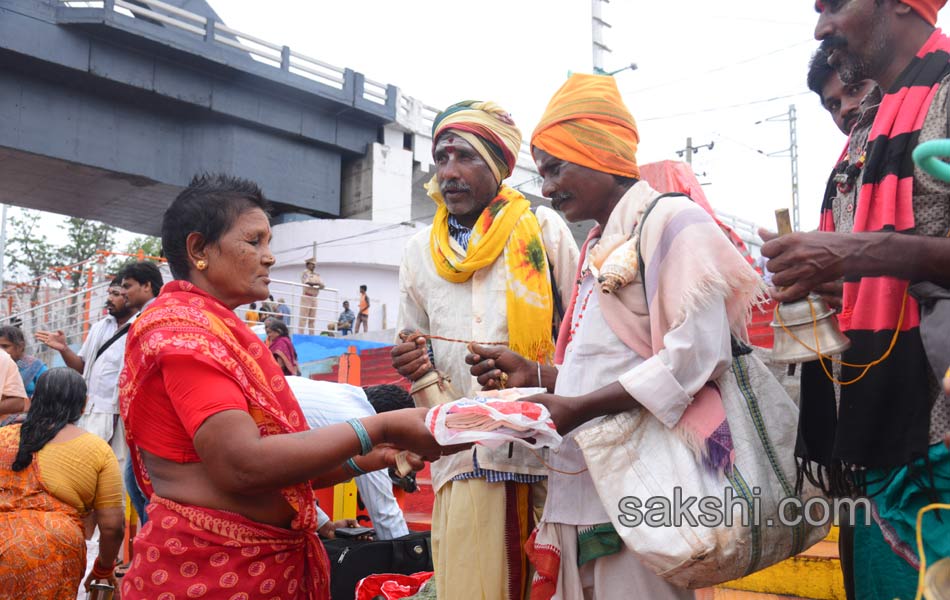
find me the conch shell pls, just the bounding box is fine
[595,235,640,294]
[587,233,628,272]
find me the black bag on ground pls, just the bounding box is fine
[323,530,433,600]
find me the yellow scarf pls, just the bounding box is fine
[426,176,555,363]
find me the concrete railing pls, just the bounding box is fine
[59,0,389,105]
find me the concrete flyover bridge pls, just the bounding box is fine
[0,0,400,235]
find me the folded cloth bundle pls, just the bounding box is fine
[426,388,562,450]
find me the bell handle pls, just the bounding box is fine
[775,208,793,237]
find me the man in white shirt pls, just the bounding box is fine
[391,100,578,600]
[468,74,762,599]
[36,277,134,461]
[287,376,410,540]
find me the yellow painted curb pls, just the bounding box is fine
[718,528,846,600]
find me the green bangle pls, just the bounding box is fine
[347,418,373,455]
[345,457,368,476]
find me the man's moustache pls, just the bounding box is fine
[441,184,470,194]
[820,36,847,53]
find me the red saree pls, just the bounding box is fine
[119,281,329,600]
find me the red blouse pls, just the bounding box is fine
[126,353,249,463]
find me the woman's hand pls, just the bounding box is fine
[523,393,587,435]
[356,444,426,474]
[379,407,470,461]
[391,331,431,382]
[466,343,536,390]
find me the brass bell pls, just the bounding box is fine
[925,556,950,600]
[399,330,463,409]
[770,294,851,364]
[409,369,462,409]
[767,208,851,365]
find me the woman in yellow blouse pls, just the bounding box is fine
[0,368,125,599]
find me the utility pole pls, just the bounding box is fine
[675,137,714,166]
[590,0,637,77]
[756,105,800,231]
[789,105,800,233]
[0,204,7,293]
[591,0,611,74]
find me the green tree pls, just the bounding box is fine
[6,211,58,301]
[122,235,162,261]
[58,217,117,290]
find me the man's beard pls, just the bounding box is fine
[821,17,888,85]
[837,54,873,85]
[108,306,133,319]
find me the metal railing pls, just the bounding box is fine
[249,278,342,337]
[58,0,389,100]
[0,251,171,366]
[715,210,764,249]
[4,255,371,370]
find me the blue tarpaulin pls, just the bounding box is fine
[291,334,390,364]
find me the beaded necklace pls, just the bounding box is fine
[568,273,596,340]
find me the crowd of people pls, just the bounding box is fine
[1,1,949,599]
[244,277,371,340]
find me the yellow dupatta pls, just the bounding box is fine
[426,176,555,363]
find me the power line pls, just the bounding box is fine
[630,39,813,95]
[712,131,771,158]
[270,213,436,257]
[318,230,420,249]
[639,90,810,122]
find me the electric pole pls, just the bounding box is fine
[789,105,800,233]
[756,105,800,231]
[591,0,611,74]
[675,137,714,166]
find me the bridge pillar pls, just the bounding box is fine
[340,124,413,223]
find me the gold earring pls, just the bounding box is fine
[196,259,208,271]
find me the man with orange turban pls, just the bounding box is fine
[467,74,766,599]
[392,100,578,599]
[762,2,950,599]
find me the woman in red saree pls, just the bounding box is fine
[120,174,448,600]
[266,318,300,376]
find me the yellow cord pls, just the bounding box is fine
[774,289,909,386]
[915,502,950,600]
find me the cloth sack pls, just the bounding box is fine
[574,342,829,588]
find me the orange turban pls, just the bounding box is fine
[903,0,946,24]
[531,73,640,179]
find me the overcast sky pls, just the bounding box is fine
[209,0,946,233]
[30,1,950,255]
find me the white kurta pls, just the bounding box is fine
[396,205,579,491]
[541,247,731,600]
[544,273,732,525]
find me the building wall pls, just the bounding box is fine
[263,217,425,338]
